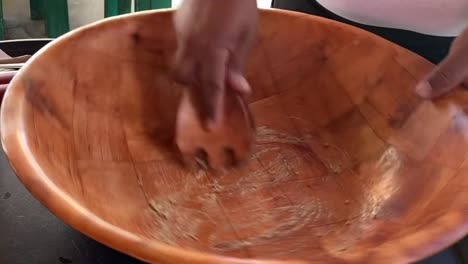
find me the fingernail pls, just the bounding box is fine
[237,76,251,94]
[229,71,251,94]
[416,81,433,98]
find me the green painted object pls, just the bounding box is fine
[135,0,151,11]
[0,0,171,40]
[105,0,132,18]
[44,0,69,38]
[135,0,171,11]
[30,0,44,20]
[151,0,171,9]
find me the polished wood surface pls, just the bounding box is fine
[1,9,467,264]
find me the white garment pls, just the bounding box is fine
[315,0,468,36]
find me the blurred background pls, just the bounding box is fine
[1,0,273,39]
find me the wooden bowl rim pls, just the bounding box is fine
[1,8,467,264]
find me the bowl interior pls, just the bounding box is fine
[2,9,468,264]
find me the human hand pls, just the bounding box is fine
[416,27,468,98]
[172,0,258,129]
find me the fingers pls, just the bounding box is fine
[416,53,468,98]
[416,28,468,98]
[171,0,257,129]
[226,70,251,94]
[227,24,257,95]
[172,37,196,83]
[198,48,229,128]
[171,3,257,172]
[172,44,229,129]
[173,45,252,128]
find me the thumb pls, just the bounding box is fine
[226,69,251,94]
[416,46,468,99]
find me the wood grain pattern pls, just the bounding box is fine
[1,9,467,264]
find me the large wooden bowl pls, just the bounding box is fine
[1,9,467,264]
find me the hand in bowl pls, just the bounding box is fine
[171,0,258,130]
